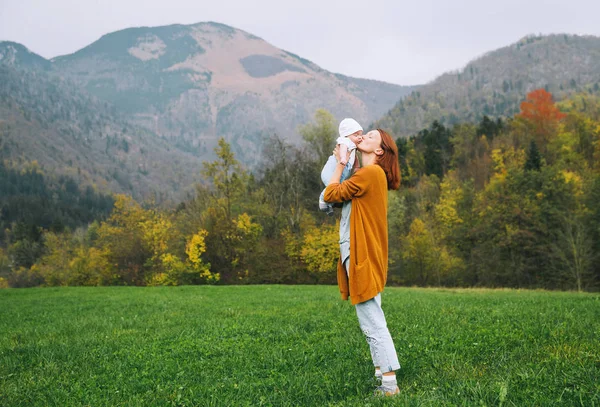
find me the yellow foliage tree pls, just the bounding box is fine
[0,248,9,288]
[33,232,114,286]
[401,217,463,286]
[67,247,115,286]
[435,171,464,240]
[300,221,340,273]
[148,253,187,286]
[35,232,75,286]
[96,195,150,284]
[147,229,217,286]
[282,210,315,261]
[227,213,263,277]
[186,230,218,283]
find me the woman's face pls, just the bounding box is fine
[357,130,383,155]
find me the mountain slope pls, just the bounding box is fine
[0,63,205,203]
[376,34,600,136]
[50,22,414,165]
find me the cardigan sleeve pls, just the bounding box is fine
[323,166,373,203]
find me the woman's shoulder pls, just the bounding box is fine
[351,165,386,186]
[356,164,385,177]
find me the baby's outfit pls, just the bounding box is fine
[319,118,362,215]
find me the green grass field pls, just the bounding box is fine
[0,286,598,406]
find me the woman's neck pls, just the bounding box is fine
[361,152,377,167]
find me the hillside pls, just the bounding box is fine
[0,161,114,247]
[5,29,600,202]
[0,63,205,202]
[49,22,414,165]
[376,34,600,136]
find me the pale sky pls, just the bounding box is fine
[1,0,599,85]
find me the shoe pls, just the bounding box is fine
[319,201,334,215]
[374,385,399,397]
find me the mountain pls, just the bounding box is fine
[0,62,205,203]
[0,41,51,71]
[375,34,600,137]
[49,22,414,165]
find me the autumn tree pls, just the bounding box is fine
[516,89,566,150]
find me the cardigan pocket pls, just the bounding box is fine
[350,258,370,296]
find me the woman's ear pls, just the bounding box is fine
[375,148,384,156]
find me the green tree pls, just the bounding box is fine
[476,115,504,141]
[551,214,594,291]
[201,137,247,223]
[450,124,492,189]
[400,217,462,286]
[524,140,542,171]
[471,164,577,288]
[96,195,152,285]
[299,109,337,165]
[426,121,452,178]
[197,138,263,282]
[257,134,318,236]
[395,137,412,186]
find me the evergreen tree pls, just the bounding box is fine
[476,116,504,140]
[396,137,411,186]
[524,140,542,171]
[418,121,452,179]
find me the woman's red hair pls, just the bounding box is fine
[376,129,401,190]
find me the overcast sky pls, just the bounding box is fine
[1,0,599,85]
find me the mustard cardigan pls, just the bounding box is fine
[324,164,389,305]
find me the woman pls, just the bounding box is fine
[323,128,401,397]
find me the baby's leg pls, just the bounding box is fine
[321,154,339,186]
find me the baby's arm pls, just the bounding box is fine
[338,143,349,165]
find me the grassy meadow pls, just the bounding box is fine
[0,285,598,406]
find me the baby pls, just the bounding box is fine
[318,118,363,215]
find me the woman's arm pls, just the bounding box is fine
[324,166,373,203]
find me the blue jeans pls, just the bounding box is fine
[344,259,401,373]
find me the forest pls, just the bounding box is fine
[1,89,598,291]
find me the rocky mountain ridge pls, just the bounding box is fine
[375,34,600,136]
